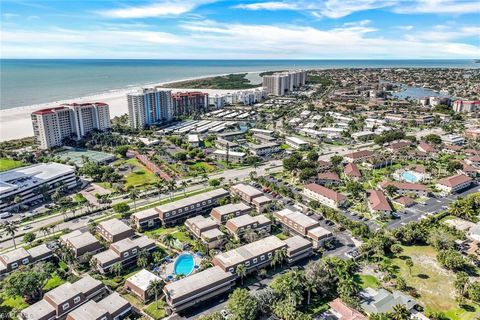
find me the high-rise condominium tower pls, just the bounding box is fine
[127,88,173,129]
[31,103,111,149]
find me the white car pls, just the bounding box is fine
[22,225,33,231]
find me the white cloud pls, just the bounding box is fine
[234,2,299,10]
[235,0,398,18]
[394,0,480,14]
[396,25,414,30]
[97,0,213,19]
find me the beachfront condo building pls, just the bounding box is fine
[262,70,307,96]
[127,88,173,129]
[31,103,111,149]
[171,91,209,116]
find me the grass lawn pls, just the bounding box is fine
[145,300,167,319]
[43,274,66,291]
[144,227,179,239]
[171,231,194,244]
[275,233,289,240]
[123,158,159,188]
[0,292,28,310]
[189,161,216,173]
[354,274,380,289]
[0,158,24,172]
[393,245,480,320]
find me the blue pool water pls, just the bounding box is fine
[173,254,195,276]
[401,171,419,183]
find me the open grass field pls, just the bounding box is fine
[145,300,167,319]
[0,158,24,172]
[393,245,480,320]
[122,158,159,188]
[189,161,217,173]
[354,274,380,289]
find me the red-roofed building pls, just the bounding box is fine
[172,91,209,116]
[393,196,415,208]
[318,160,332,172]
[466,156,480,167]
[344,150,375,163]
[367,189,393,216]
[387,140,410,153]
[378,181,428,197]
[329,298,367,320]
[437,174,473,194]
[303,183,347,209]
[344,163,362,180]
[317,172,341,186]
[417,142,436,154]
[452,100,480,113]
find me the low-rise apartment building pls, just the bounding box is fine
[131,208,161,231]
[344,150,375,163]
[344,163,362,180]
[212,235,287,274]
[92,236,156,274]
[97,218,134,243]
[437,174,473,194]
[225,214,272,240]
[211,149,246,164]
[19,275,106,320]
[254,133,277,144]
[441,134,465,146]
[139,189,229,227]
[185,215,225,248]
[285,136,310,150]
[0,244,52,277]
[60,230,103,258]
[230,184,272,212]
[273,208,333,248]
[283,235,313,264]
[210,203,251,223]
[248,142,280,156]
[164,266,235,314]
[65,292,131,320]
[124,269,161,302]
[0,163,77,213]
[317,171,341,186]
[303,183,347,209]
[367,189,393,216]
[252,195,273,213]
[215,138,238,150]
[378,181,428,197]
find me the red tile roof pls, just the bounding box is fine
[344,150,374,160]
[329,298,366,320]
[31,106,68,115]
[379,181,427,191]
[418,142,435,153]
[317,171,340,181]
[368,189,392,212]
[438,174,472,188]
[304,183,346,203]
[393,196,415,207]
[344,163,362,177]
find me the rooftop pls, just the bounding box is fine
[275,208,319,229]
[231,183,263,197]
[126,269,161,291]
[212,203,251,215]
[304,183,346,203]
[368,190,392,212]
[438,174,472,188]
[98,218,132,236]
[156,188,229,212]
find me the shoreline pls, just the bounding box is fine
[0,71,266,142]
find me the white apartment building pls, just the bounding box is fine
[0,163,77,212]
[285,136,310,150]
[31,103,111,149]
[262,70,306,96]
[303,183,347,209]
[127,88,173,129]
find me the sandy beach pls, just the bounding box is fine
[0,73,263,142]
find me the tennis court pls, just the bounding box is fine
[57,149,116,166]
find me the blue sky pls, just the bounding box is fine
[1,0,479,59]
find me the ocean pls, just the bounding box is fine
[1,59,478,110]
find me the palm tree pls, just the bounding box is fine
[111,262,123,277]
[304,280,317,305]
[154,181,164,201]
[405,258,414,275]
[167,181,176,200]
[129,189,139,212]
[137,249,149,268]
[1,222,19,248]
[147,279,164,309]
[271,248,286,271]
[181,181,188,196]
[390,304,411,320]
[160,234,175,248]
[13,196,22,212]
[39,226,49,237]
[236,263,247,285]
[152,251,163,265]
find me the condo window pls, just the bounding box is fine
[132,249,138,254]
[73,297,81,304]
[11,262,18,269]
[260,255,265,261]
[22,258,29,264]
[202,201,206,205]
[267,252,272,258]
[62,303,70,311]
[124,252,129,258]
[229,267,234,273]
[253,258,258,263]
[245,261,250,267]
[165,213,170,217]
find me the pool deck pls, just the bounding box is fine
[159,252,202,281]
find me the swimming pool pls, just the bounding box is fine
[401,171,420,183]
[173,253,195,276]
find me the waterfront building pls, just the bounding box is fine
[31,103,111,149]
[452,100,480,113]
[172,91,209,116]
[0,163,76,213]
[262,70,306,96]
[127,88,173,129]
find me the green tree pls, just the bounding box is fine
[1,221,19,248]
[424,134,442,145]
[129,189,139,212]
[23,232,36,244]
[115,145,130,157]
[454,271,469,298]
[111,261,123,277]
[227,288,258,320]
[330,155,343,167]
[236,263,247,285]
[467,281,480,302]
[112,202,130,218]
[160,234,175,248]
[405,258,414,275]
[137,249,149,268]
[4,263,49,302]
[390,304,411,320]
[271,248,287,271]
[147,279,164,309]
[390,244,403,256]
